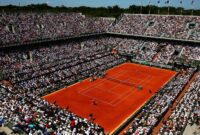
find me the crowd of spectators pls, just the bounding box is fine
[152,44,182,65]
[181,46,200,61]
[1,10,200,135]
[4,36,200,75]
[2,13,200,46]
[159,74,200,135]
[0,33,200,134]
[109,38,200,65]
[135,42,159,62]
[0,37,126,96]
[124,68,196,135]
[116,38,143,54]
[109,14,200,41]
[109,14,152,35]
[0,37,128,134]
[0,13,114,45]
[2,37,200,93]
[0,84,105,135]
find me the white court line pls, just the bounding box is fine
[79,68,157,107]
[101,76,137,102]
[109,70,174,106]
[79,70,128,95]
[80,89,116,106]
[137,75,153,87]
[142,75,154,88]
[80,73,134,105]
[111,89,138,107]
[78,70,128,94]
[94,86,120,96]
[111,76,154,106]
[97,73,145,106]
[102,73,138,90]
[96,82,126,97]
[111,72,176,106]
[109,73,153,106]
[108,77,142,106]
[128,69,152,85]
[109,89,134,106]
[123,72,151,87]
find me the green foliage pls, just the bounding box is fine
[0,4,200,17]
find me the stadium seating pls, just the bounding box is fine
[0,13,114,45]
[0,37,127,134]
[109,14,200,41]
[124,68,196,134]
[0,84,105,134]
[0,37,126,96]
[1,12,200,135]
[159,74,200,135]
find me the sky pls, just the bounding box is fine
[0,0,200,9]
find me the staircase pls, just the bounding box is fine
[187,29,194,40]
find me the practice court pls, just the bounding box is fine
[43,63,176,133]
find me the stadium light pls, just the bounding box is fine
[157,0,160,14]
[148,0,152,14]
[180,0,183,15]
[164,0,170,15]
[139,0,143,14]
[191,0,194,16]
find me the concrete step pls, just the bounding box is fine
[0,126,19,135]
[183,124,200,135]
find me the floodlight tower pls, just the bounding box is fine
[157,0,160,14]
[148,0,152,14]
[165,0,170,15]
[139,0,143,14]
[180,0,183,15]
[191,0,194,16]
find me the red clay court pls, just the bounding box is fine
[43,63,176,133]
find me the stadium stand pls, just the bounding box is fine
[0,37,126,96]
[0,12,200,135]
[109,14,200,41]
[158,74,200,135]
[124,68,196,134]
[0,84,105,134]
[0,13,114,45]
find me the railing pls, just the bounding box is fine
[107,32,200,44]
[0,32,107,49]
[131,59,173,69]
